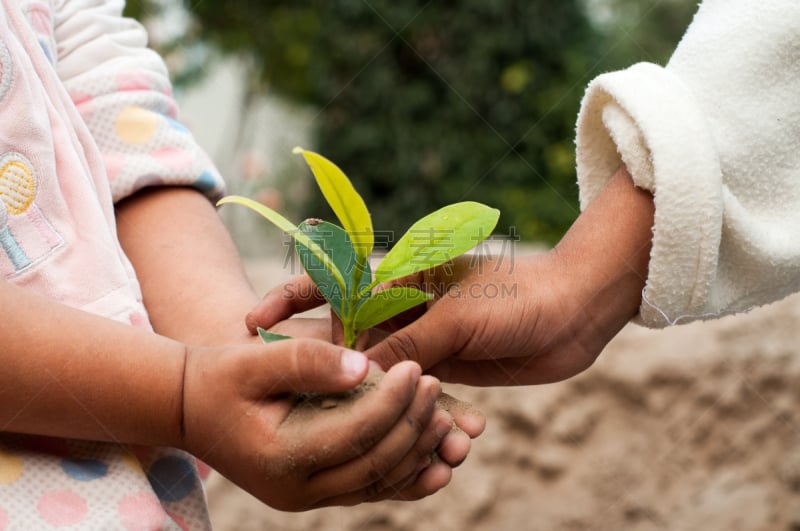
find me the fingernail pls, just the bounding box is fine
[341,350,367,378]
[435,421,452,439]
[368,360,384,372]
[415,455,432,475]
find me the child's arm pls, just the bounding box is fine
[0,274,453,506]
[116,186,330,347]
[0,277,185,446]
[114,186,259,346]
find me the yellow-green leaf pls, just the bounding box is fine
[375,201,500,283]
[353,287,432,334]
[293,147,373,261]
[217,195,346,292]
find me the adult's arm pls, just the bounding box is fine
[577,0,800,326]
[218,3,800,388]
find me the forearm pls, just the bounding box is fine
[115,187,259,345]
[0,279,184,446]
[554,166,654,348]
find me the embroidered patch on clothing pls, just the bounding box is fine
[0,152,63,276]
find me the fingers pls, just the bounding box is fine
[318,411,454,506]
[383,461,453,502]
[436,428,471,468]
[364,412,467,503]
[288,363,426,469]
[371,409,453,495]
[436,392,486,439]
[244,339,369,396]
[246,275,326,334]
[306,373,446,505]
[365,303,467,372]
[358,326,388,350]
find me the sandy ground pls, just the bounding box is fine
[205,258,800,530]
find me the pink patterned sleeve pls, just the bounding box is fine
[50,0,224,202]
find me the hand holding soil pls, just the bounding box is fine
[179,339,462,510]
[258,301,487,455]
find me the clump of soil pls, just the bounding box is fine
[286,370,384,420]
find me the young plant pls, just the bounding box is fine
[218,148,500,349]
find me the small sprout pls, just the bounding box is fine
[257,328,291,343]
[218,148,500,349]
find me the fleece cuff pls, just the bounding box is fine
[575,62,723,327]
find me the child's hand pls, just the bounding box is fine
[180,339,454,510]
[245,280,486,452]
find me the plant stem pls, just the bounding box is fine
[343,324,357,349]
[343,254,368,349]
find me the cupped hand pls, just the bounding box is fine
[244,274,487,439]
[180,339,456,510]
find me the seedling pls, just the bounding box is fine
[218,148,500,349]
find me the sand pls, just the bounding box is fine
[205,259,800,530]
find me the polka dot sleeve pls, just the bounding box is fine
[50,0,225,203]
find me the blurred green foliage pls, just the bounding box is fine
[125,0,696,243]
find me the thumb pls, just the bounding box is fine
[365,305,466,372]
[245,275,326,334]
[251,339,369,396]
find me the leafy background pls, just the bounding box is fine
[125,0,696,244]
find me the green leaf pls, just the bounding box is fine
[353,287,432,334]
[258,328,292,343]
[296,220,372,318]
[293,147,373,261]
[374,201,500,283]
[217,195,346,293]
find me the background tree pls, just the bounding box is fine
[125,0,696,244]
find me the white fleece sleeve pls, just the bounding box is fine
[51,0,225,202]
[575,0,800,327]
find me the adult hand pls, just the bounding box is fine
[366,167,654,385]
[368,252,607,385]
[247,168,652,387]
